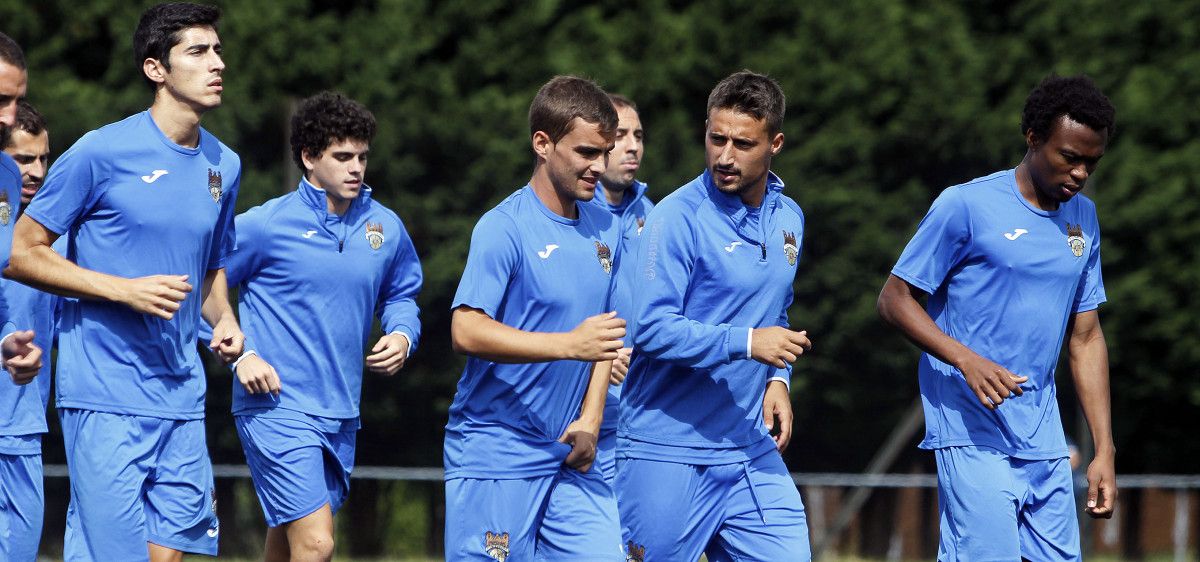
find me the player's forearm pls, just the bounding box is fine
[1069,321,1115,456]
[451,307,571,363]
[577,360,611,430]
[634,311,750,368]
[200,268,235,327]
[877,274,977,370]
[7,243,128,302]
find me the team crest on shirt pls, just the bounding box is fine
[625,541,646,562]
[636,217,645,235]
[0,191,10,226]
[595,240,613,275]
[782,231,799,266]
[483,531,509,561]
[366,222,385,250]
[207,169,222,203]
[1066,223,1086,257]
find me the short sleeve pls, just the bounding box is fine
[451,211,522,318]
[24,131,108,235]
[891,186,972,294]
[1072,227,1106,312]
[207,164,240,271]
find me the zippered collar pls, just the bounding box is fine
[701,168,786,222]
[296,176,374,220]
[596,179,649,214]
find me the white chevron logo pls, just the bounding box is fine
[141,169,169,183]
[537,244,559,259]
[1004,229,1029,241]
[724,241,742,253]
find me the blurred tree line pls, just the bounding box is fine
[3,0,1198,555]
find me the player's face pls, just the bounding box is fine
[3,129,49,205]
[0,62,27,127]
[705,108,783,203]
[600,105,643,191]
[545,118,613,203]
[1026,115,1107,204]
[157,26,225,111]
[303,138,369,207]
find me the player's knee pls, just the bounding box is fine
[292,529,335,561]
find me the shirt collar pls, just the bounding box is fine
[297,176,374,216]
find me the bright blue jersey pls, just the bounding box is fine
[891,169,1105,460]
[24,111,240,420]
[619,171,803,465]
[590,180,655,434]
[0,153,20,327]
[228,178,423,419]
[444,185,621,479]
[0,239,64,447]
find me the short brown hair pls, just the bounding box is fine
[707,70,786,135]
[529,76,617,143]
[608,93,637,112]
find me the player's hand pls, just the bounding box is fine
[564,311,625,362]
[610,347,632,384]
[235,354,281,396]
[750,327,812,368]
[1085,450,1117,519]
[3,331,43,385]
[120,274,192,320]
[366,333,410,376]
[558,419,600,473]
[208,314,245,364]
[762,379,793,452]
[956,353,1028,410]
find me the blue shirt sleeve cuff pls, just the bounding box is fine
[728,326,751,360]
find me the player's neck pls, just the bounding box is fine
[326,195,351,216]
[602,182,628,206]
[739,179,767,208]
[529,167,578,220]
[1014,160,1060,212]
[149,94,204,149]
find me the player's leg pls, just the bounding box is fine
[0,449,44,561]
[444,476,553,561]
[536,466,623,561]
[706,452,810,562]
[1017,456,1081,561]
[934,446,1022,561]
[616,457,724,562]
[59,408,157,561]
[142,417,219,557]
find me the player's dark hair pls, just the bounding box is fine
[608,93,638,113]
[1021,74,1115,140]
[707,70,786,135]
[0,32,25,70]
[133,2,221,89]
[290,91,376,172]
[2,100,46,149]
[529,76,618,144]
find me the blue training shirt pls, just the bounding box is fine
[891,169,1105,460]
[24,111,240,420]
[590,179,655,436]
[619,170,803,465]
[0,153,20,327]
[444,185,621,479]
[228,177,423,420]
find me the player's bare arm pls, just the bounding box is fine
[877,274,1028,410]
[451,306,624,364]
[762,379,793,452]
[6,215,192,320]
[365,333,411,376]
[750,326,812,368]
[559,358,612,473]
[200,267,242,363]
[1067,309,1117,519]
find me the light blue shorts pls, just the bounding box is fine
[936,445,1080,561]
[1,437,43,562]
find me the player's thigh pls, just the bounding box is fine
[236,414,335,528]
[536,467,623,561]
[616,457,723,562]
[444,476,553,561]
[935,446,1022,562]
[59,408,156,561]
[1017,457,1081,561]
[143,418,219,556]
[707,453,810,562]
[322,426,357,516]
[0,452,44,561]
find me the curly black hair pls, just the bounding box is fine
[1020,74,1115,140]
[289,91,376,171]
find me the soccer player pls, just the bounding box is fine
[590,92,653,486]
[0,100,57,562]
[6,4,244,560]
[444,75,625,561]
[0,32,27,128]
[617,70,813,562]
[221,91,422,562]
[876,75,1117,561]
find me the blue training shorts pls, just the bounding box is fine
[60,408,219,560]
[235,410,357,527]
[935,445,1080,561]
[445,466,624,561]
[1,436,44,562]
[616,451,810,562]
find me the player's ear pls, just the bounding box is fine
[143,57,168,85]
[1024,128,1042,150]
[531,130,552,162]
[300,148,318,173]
[769,132,784,156]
